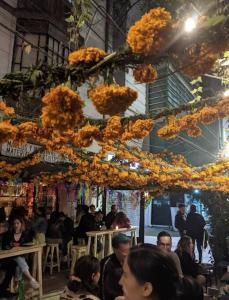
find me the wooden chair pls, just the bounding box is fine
[43,243,60,275]
[70,245,87,275]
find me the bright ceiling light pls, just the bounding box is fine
[224,90,229,97]
[184,17,197,33]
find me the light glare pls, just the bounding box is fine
[184,17,197,33]
[224,90,229,97]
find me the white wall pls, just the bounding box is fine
[0,2,17,78]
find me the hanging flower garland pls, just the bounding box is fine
[68,47,106,66]
[157,96,229,139]
[127,7,171,55]
[122,119,154,140]
[133,64,158,83]
[0,121,18,144]
[41,85,85,132]
[0,101,15,115]
[88,84,138,115]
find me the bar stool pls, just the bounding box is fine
[70,245,87,275]
[43,243,60,275]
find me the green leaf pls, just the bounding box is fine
[197,87,203,93]
[200,14,226,29]
[224,51,229,58]
[65,15,75,23]
[191,88,198,95]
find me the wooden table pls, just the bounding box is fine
[86,227,138,258]
[0,244,45,298]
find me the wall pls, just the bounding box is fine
[0,1,17,78]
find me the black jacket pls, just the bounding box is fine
[175,211,186,233]
[99,254,123,300]
[186,212,206,238]
[105,212,116,229]
[175,250,199,278]
[2,230,32,250]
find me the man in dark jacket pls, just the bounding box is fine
[186,204,206,263]
[100,233,131,300]
[175,203,186,237]
[105,205,118,229]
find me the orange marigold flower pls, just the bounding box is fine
[0,121,18,144]
[41,85,84,131]
[68,47,106,66]
[122,119,154,140]
[73,125,101,148]
[187,125,202,137]
[0,101,15,115]
[133,65,158,83]
[104,116,123,139]
[199,107,218,125]
[88,84,137,116]
[127,7,171,55]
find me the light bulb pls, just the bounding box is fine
[184,17,197,33]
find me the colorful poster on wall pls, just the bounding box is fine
[106,190,140,227]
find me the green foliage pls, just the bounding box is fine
[201,191,229,264]
[190,76,203,103]
[66,0,93,49]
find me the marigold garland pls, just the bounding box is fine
[122,119,154,140]
[0,101,15,115]
[133,64,158,83]
[41,85,85,131]
[0,121,18,144]
[68,47,106,66]
[72,125,101,148]
[103,116,123,139]
[88,84,138,115]
[157,96,229,139]
[127,7,171,55]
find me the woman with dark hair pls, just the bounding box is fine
[111,212,131,229]
[175,236,205,287]
[61,255,100,300]
[118,244,179,300]
[2,216,39,289]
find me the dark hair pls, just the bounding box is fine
[190,204,196,213]
[112,233,130,249]
[176,236,192,257]
[178,203,185,208]
[68,255,100,295]
[59,212,66,218]
[36,207,46,218]
[127,245,179,300]
[11,216,26,232]
[157,231,171,244]
[111,204,117,210]
[89,204,95,209]
[50,211,60,222]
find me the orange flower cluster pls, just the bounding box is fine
[176,41,228,78]
[133,65,158,83]
[72,125,101,148]
[88,84,138,115]
[157,97,229,139]
[0,121,18,144]
[127,7,171,55]
[0,101,15,115]
[0,153,41,173]
[41,85,84,132]
[14,122,39,145]
[68,47,106,66]
[122,119,154,140]
[103,116,122,139]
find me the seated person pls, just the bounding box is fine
[175,235,206,287]
[111,212,131,229]
[157,231,183,278]
[100,233,131,300]
[60,255,100,300]
[46,211,62,240]
[2,217,39,289]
